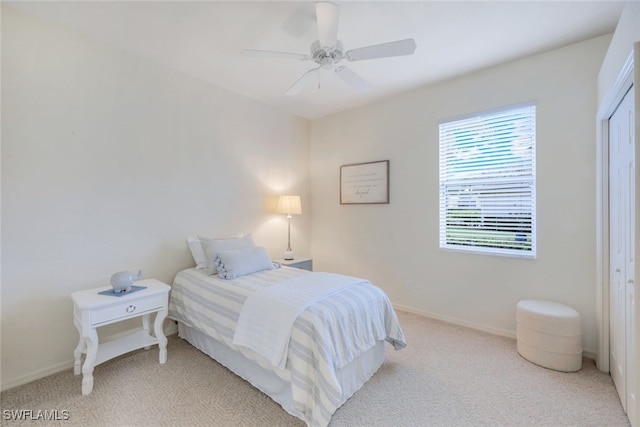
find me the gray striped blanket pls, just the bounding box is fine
[168,267,406,427]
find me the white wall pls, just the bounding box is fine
[1,6,311,390]
[310,34,611,355]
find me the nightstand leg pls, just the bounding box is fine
[73,320,83,375]
[81,328,98,395]
[142,313,151,350]
[154,306,168,364]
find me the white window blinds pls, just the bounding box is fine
[439,104,536,258]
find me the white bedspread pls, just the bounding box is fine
[233,272,367,369]
[168,267,406,427]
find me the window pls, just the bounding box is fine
[439,104,536,258]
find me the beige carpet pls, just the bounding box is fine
[1,311,630,426]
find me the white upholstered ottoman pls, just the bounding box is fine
[516,299,582,372]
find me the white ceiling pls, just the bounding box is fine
[6,1,626,120]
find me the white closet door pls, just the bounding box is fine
[623,87,636,425]
[609,85,635,419]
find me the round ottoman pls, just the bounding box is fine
[516,299,582,372]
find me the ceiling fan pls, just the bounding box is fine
[242,1,417,96]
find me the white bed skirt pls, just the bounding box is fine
[177,322,386,423]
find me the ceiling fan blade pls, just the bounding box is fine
[335,66,372,93]
[346,38,417,62]
[242,49,309,61]
[285,68,320,96]
[316,1,340,51]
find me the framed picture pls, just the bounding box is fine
[340,160,389,204]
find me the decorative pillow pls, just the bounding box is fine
[187,237,208,269]
[215,246,274,280]
[199,234,255,275]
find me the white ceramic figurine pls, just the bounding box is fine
[110,270,143,293]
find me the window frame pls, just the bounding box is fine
[438,102,537,259]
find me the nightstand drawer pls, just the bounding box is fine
[91,293,165,326]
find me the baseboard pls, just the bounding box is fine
[393,304,596,360]
[1,324,179,392]
[393,304,517,339]
[1,360,74,393]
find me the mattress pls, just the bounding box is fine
[168,267,405,427]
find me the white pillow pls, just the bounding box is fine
[215,246,274,280]
[199,234,255,275]
[187,237,208,269]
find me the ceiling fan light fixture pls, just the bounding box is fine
[320,58,335,69]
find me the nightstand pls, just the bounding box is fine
[275,257,313,271]
[71,279,170,395]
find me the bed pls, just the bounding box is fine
[168,263,406,427]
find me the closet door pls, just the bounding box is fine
[609,85,635,418]
[623,86,636,425]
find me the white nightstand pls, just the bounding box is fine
[71,279,170,395]
[275,257,313,271]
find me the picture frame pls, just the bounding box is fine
[340,160,389,204]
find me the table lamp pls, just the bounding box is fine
[277,195,302,260]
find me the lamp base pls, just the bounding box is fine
[284,250,294,261]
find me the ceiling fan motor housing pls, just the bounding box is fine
[311,40,344,67]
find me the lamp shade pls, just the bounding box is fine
[277,195,302,215]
